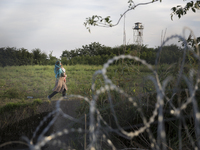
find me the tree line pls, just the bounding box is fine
[0,42,194,67]
[60,42,186,65]
[0,47,57,67]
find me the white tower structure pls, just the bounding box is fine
[133,22,144,45]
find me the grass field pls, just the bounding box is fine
[0,65,97,106]
[0,63,154,134]
[0,64,155,107]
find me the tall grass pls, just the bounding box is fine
[0,65,102,105]
[74,60,197,149]
[0,64,158,108]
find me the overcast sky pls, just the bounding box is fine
[0,0,199,58]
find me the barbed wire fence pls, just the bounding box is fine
[0,28,200,150]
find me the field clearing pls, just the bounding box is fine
[0,64,155,107]
[0,63,157,149]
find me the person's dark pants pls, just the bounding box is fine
[49,89,66,99]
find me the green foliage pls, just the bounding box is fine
[0,47,33,66]
[0,99,42,114]
[0,42,194,67]
[0,102,26,114]
[84,15,112,32]
[171,1,200,20]
[32,48,48,65]
[0,47,50,67]
[155,44,184,64]
[61,43,188,66]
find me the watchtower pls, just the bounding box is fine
[133,22,144,45]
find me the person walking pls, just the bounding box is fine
[47,60,68,100]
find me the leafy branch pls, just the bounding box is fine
[171,0,200,20]
[84,0,161,32]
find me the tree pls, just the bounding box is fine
[81,42,104,56]
[48,51,57,65]
[32,48,47,65]
[61,50,71,60]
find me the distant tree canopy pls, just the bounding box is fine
[0,47,49,67]
[0,47,33,67]
[0,43,194,67]
[60,42,188,66]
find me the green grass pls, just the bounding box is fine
[0,99,42,114]
[0,65,102,105]
[0,63,177,109]
[0,64,170,104]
